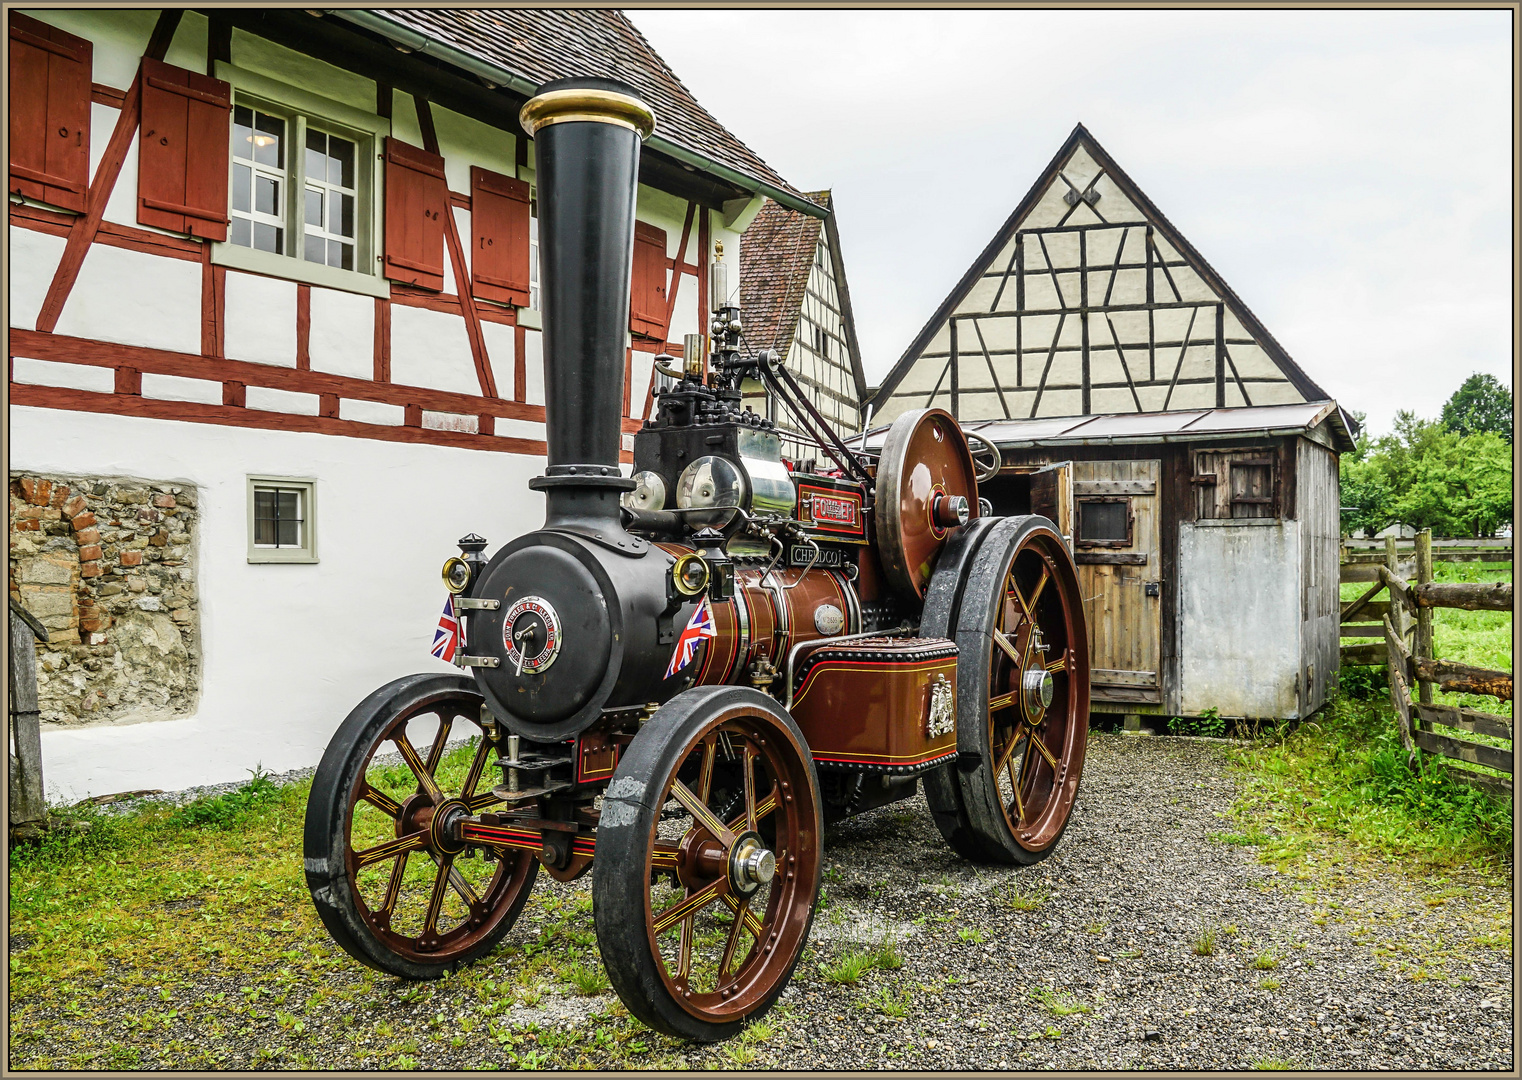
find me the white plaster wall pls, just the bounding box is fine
[224,272,299,367]
[11,356,116,393]
[1177,521,1302,719]
[309,287,374,379]
[53,243,201,354]
[142,372,223,404]
[9,226,67,331]
[390,305,479,395]
[13,405,548,801]
[480,320,516,400]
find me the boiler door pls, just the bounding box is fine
[468,543,615,727]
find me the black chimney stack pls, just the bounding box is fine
[520,78,655,532]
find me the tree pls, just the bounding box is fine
[1440,372,1512,443]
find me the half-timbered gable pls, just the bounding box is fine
[739,192,867,461]
[8,8,819,797]
[871,125,1331,425]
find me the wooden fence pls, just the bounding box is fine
[1340,532,1513,796]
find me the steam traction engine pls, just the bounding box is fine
[303,78,1090,1042]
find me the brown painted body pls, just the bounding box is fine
[790,637,958,771]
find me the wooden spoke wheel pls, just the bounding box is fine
[922,516,1090,864]
[875,407,981,600]
[304,673,537,979]
[593,686,822,1042]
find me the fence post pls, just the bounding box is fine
[8,601,50,841]
[1384,535,1405,639]
[1415,529,1434,705]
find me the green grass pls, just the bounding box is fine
[1007,883,1048,912]
[956,927,988,944]
[1249,949,1278,971]
[820,948,875,986]
[1230,690,1511,874]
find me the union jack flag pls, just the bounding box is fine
[431,593,460,663]
[665,595,718,679]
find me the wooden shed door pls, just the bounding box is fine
[1072,459,1161,705]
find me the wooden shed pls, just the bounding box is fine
[867,124,1360,723]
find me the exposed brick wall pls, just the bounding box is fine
[9,474,200,726]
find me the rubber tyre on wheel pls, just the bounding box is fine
[924,516,1090,865]
[593,685,822,1042]
[304,673,538,980]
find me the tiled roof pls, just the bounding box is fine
[375,8,808,203]
[740,193,829,361]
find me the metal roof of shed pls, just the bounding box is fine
[862,401,1356,453]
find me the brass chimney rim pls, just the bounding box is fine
[519,88,656,140]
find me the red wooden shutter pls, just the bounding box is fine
[470,165,530,307]
[137,58,231,240]
[630,221,667,339]
[383,137,447,291]
[8,13,92,213]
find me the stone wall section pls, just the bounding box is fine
[8,475,200,726]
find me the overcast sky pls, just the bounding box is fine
[627,8,1513,437]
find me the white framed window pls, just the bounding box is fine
[213,63,389,299]
[247,476,318,564]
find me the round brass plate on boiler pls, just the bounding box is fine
[874,407,981,600]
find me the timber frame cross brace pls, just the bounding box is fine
[931,219,1265,419]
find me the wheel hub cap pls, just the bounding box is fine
[1022,665,1054,717]
[729,831,775,896]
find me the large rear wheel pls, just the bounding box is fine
[923,517,1090,864]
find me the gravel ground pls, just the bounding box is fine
[15,733,1514,1070]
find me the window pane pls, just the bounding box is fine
[305,128,327,180]
[1079,500,1129,542]
[338,193,354,237]
[277,517,300,547]
[277,490,300,520]
[304,232,326,263]
[305,187,323,226]
[328,239,353,270]
[233,107,253,161]
[255,175,279,216]
[230,217,251,248]
[253,112,284,168]
[329,135,355,187]
[254,489,276,546]
[232,164,251,213]
[254,222,282,254]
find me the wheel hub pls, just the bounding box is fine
[728,831,776,897]
[1022,665,1054,718]
[430,798,470,856]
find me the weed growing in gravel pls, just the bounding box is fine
[566,963,610,996]
[1191,924,1219,956]
[1031,987,1092,1017]
[1257,978,1281,990]
[863,986,911,1017]
[1007,884,1049,911]
[869,935,904,970]
[1253,1057,1297,1069]
[957,927,988,944]
[821,948,876,985]
[1084,919,1107,934]
[1209,829,1274,846]
[1250,949,1278,971]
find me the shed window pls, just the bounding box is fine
[1193,448,1279,519]
[1077,497,1131,545]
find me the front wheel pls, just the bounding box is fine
[303,674,538,979]
[593,686,822,1042]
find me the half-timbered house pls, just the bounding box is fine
[869,125,1358,726]
[7,7,822,798]
[738,191,867,461]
